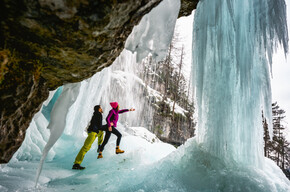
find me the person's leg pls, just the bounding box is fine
[97,131,104,152]
[74,132,97,166]
[97,125,111,158]
[99,131,111,152]
[111,127,124,154]
[97,131,104,145]
[111,126,122,146]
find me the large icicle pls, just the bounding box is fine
[192,0,288,166]
[35,83,80,186]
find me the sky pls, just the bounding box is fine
[271,0,290,140]
[175,14,193,88]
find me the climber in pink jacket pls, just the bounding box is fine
[97,102,135,159]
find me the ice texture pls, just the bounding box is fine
[1,0,290,191]
[1,124,175,192]
[35,83,81,185]
[125,0,180,62]
[192,0,288,167]
[42,86,63,121]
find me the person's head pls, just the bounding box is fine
[110,102,119,110]
[94,105,103,113]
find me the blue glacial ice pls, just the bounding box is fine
[192,0,288,167]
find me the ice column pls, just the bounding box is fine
[35,83,80,186]
[192,0,288,166]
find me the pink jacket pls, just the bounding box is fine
[106,109,129,127]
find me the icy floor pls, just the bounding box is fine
[0,127,175,192]
[1,127,289,192]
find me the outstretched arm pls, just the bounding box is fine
[118,109,129,114]
[119,108,135,114]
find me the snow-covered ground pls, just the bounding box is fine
[0,125,175,192]
[1,125,289,192]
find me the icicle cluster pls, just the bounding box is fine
[192,0,288,166]
[125,0,180,62]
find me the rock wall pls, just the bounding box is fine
[0,0,198,163]
[153,114,196,146]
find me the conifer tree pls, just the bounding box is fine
[263,102,290,179]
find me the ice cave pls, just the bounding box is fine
[0,0,290,191]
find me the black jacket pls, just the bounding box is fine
[87,111,102,132]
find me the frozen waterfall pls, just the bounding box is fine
[192,0,288,167]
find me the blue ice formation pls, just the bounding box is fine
[192,0,288,167]
[42,86,63,122]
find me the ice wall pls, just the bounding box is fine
[12,88,63,162]
[192,0,288,166]
[125,0,180,62]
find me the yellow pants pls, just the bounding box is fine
[74,131,104,165]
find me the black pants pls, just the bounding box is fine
[98,125,122,152]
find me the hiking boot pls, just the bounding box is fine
[72,164,85,170]
[97,152,103,159]
[116,146,125,154]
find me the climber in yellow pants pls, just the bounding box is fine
[74,131,104,165]
[73,105,105,170]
